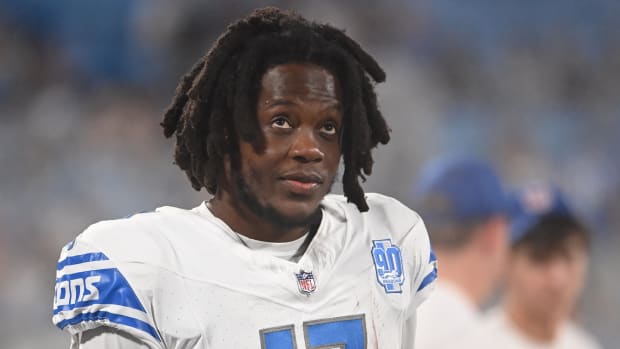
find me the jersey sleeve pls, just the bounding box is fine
[52,234,163,348]
[407,212,438,311]
[363,193,438,314]
[72,326,154,349]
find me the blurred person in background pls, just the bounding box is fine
[413,156,509,349]
[460,185,601,349]
[50,7,437,349]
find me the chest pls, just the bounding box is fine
[150,241,412,348]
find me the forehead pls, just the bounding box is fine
[513,234,588,263]
[259,63,342,102]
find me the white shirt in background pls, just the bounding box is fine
[460,308,602,349]
[415,281,481,349]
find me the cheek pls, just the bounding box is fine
[238,142,274,175]
[526,271,549,297]
[508,261,544,298]
[566,259,588,297]
[324,144,341,168]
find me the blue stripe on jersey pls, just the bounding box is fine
[417,267,438,292]
[57,252,109,271]
[417,248,438,292]
[65,240,76,251]
[429,249,437,263]
[57,310,160,342]
[53,268,146,315]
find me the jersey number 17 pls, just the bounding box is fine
[260,314,366,349]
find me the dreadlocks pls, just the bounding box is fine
[161,7,390,211]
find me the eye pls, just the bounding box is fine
[320,121,338,135]
[271,115,292,129]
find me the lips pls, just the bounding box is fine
[279,172,324,195]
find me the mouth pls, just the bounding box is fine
[279,172,324,195]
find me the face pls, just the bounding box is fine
[506,235,589,323]
[231,63,343,228]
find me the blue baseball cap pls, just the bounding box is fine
[508,185,573,244]
[413,156,508,223]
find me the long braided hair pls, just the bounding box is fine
[161,7,390,211]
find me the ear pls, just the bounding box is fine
[478,216,509,253]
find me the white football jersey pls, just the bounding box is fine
[52,193,437,348]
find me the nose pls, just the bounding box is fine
[290,128,324,163]
[545,259,571,291]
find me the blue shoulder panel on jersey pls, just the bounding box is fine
[417,249,438,292]
[56,310,160,341]
[57,252,109,271]
[54,268,146,314]
[53,249,159,342]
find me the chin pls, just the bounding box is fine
[270,202,322,228]
[234,174,323,228]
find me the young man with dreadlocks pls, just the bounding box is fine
[52,7,436,349]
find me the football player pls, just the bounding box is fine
[52,7,437,349]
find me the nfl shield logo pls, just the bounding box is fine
[295,270,316,295]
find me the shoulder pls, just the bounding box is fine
[75,204,210,266]
[322,193,422,233]
[450,309,512,349]
[562,322,602,349]
[51,205,205,347]
[418,283,478,321]
[52,223,164,346]
[323,194,437,301]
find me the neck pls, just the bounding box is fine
[434,248,493,307]
[208,190,309,242]
[505,298,561,343]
